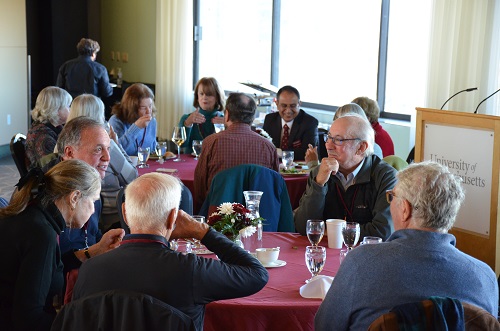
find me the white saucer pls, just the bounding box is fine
[261,260,287,268]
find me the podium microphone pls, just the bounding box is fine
[474,88,500,114]
[440,87,478,110]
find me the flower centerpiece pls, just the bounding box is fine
[254,128,273,143]
[207,202,264,242]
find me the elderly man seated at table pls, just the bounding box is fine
[315,161,499,330]
[72,173,269,330]
[194,92,279,205]
[263,85,318,161]
[38,117,124,276]
[294,112,397,240]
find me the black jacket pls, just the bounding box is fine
[263,109,319,160]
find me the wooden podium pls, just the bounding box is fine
[415,108,500,271]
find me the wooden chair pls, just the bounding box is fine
[10,133,28,177]
[368,297,500,331]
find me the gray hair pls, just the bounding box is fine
[338,112,375,157]
[395,161,465,231]
[334,103,369,121]
[225,93,256,125]
[67,94,105,124]
[125,173,182,232]
[56,117,104,157]
[31,86,72,124]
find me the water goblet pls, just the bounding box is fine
[172,126,186,162]
[305,246,326,283]
[191,215,205,250]
[306,219,325,246]
[137,146,150,168]
[282,150,294,170]
[360,236,382,245]
[155,141,167,163]
[192,140,202,160]
[341,222,360,252]
[214,123,225,133]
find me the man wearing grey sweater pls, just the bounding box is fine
[315,161,498,330]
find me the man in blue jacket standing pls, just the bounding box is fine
[57,38,113,99]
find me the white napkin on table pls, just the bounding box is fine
[299,275,334,299]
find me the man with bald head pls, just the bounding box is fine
[294,112,397,240]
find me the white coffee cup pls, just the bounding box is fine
[130,156,138,166]
[256,247,280,264]
[326,219,346,249]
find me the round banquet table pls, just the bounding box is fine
[203,232,340,331]
[137,155,308,212]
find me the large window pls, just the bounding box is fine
[195,0,431,120]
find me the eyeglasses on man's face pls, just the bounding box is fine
[386,189,397,204]
[324,134,361,146]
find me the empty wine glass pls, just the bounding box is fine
[155,141,167,163]
[305,246,326,283]
[191,215,205,250]
[282,150,294,170]
[214,123,225,133]
[306,219,325,246]
[192,140,202,160]
[341,222,360,252]
[360,236,382,245]
[137,146,150,168]
[172,126,186,162]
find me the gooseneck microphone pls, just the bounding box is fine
[474,88,500,114]
[440,87,478,110]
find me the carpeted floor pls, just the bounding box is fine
[0,155,19,201]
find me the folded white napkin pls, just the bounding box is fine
[299,275,334,299]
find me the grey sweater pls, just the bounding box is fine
[314,229,498,331]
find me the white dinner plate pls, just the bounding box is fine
[193,249,213,255]
[261,260,287,268]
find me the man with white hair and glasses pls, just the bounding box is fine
[294,111,397,240]
[315,161,498,330]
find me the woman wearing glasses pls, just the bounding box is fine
[294,111,397,241]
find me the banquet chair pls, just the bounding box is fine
[367,297,500,330]
[51,290,195,331]
[117,183,194,234]
[10,133,28,177]
[199,164,295,232]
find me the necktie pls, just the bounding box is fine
[281,124,289,149]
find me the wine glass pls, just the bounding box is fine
[281,150,294,170]
[155,141,167,163]
[137,146,150,168]
[341,222,360,251]
[192,140,202,160]
[305,246,326,283]
[191,215,205,250]
[172,126,186,162]
[306,219,325,246]
[214,123,225,133]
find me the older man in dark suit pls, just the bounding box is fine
[263,85,319,161]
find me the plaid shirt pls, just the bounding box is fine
[194,123,279,205]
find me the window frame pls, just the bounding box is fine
[193,0,410,121]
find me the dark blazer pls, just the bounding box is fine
[263,109,319,160]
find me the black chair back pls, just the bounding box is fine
[51,290,195,331]
[10,133,28,177]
